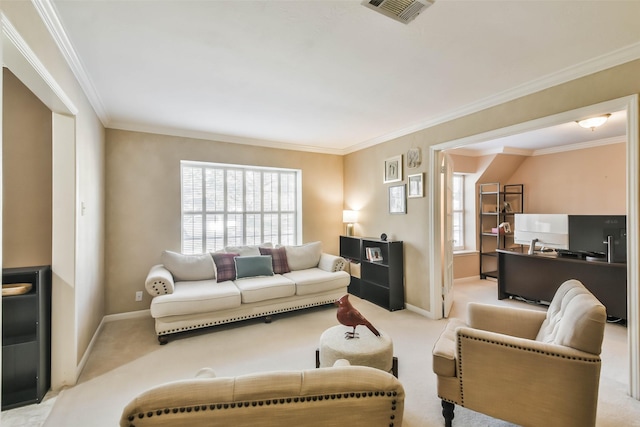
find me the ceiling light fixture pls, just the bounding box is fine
[576,114,611,131]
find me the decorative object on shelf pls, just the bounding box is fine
[576,113,611,131]
[2,283,32,296]
[366,247,383,262]
[389,184,406,214]
[380,233,388,241]
[336,294,380,339]
[408,173,424,198]
[342,210,358,236]
[407,147,422,168]
[383,155,402,183]
[502,201,513,213]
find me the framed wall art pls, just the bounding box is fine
[383,155,402,183]
[408,173,424,198]
[407,147,422,168]
[389,184,406,214]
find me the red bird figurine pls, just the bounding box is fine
[335,294,381,339]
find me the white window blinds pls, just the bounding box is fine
[181,161,301,254]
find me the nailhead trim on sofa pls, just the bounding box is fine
[455,332,601,406]
[124,391,400,427]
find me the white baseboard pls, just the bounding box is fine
[103,309,150,322]
[405,303,439,319]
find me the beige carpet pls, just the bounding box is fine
[4,278,640,426]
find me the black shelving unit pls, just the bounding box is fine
[2,265,51,410]
[339,236,362,296]
[339,236,404,311]
[479,183,523,279]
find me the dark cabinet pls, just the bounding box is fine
[2,265,51,410]
[339,236,404,311]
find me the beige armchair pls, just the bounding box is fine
[432,279,606,427]
[120,361,404,427]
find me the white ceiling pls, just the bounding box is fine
[46,0,640,154]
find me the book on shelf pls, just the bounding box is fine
[365,247,383,262]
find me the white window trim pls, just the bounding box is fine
[452,173,465,251]
[181,161,302,254]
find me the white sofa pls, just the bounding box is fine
[145,242,350,344]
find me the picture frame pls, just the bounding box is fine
[383,155,402,183]
[365,247,383,262]
[389,184,406,214]
[407,147,422,168]
[408,173,424,198]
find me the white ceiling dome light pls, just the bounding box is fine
[576,114,612,131]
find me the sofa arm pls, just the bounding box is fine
[317,253,347,272]
[467,302,546,340]
[145,264,175,296]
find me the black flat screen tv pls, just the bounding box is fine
[568,215,627,263]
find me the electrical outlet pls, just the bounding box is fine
[135,291,143,302]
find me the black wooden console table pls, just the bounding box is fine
[497,249,627,321]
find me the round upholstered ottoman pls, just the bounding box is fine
[317,325,398,377]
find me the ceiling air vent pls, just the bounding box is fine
[362,0,434,24]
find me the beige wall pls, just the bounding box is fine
[105,129,344,314]
[2,68,52,268]
[345,59,640,313]
[508,143,626,214]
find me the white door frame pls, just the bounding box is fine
[428,95,640,399]
[1,13,79,389]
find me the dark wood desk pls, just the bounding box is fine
[497,249,627,320]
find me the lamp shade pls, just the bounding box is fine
[342,210,358,224]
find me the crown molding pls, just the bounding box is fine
[532,135,626,156]
[109,121,347,155]
[344,41,640,154]
[32,0,109,125]
[450,134,625,158]
[2,12,77,115]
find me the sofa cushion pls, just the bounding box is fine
[235,255,274,279]
[225,243,272,257]
[259,246,291,274]
[161,251,216,282]
[212,253,240,282]
[233,275,296,303]
[150,279,241,318]
[285,241,322,271]
[284,268,350,296]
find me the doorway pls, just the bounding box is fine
[428,95,640,399]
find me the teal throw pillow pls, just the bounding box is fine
[235,255,274,279]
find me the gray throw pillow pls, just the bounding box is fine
[235,255,274,279]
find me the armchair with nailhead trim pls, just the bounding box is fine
[432,279,606,427]
[120,360,404,427]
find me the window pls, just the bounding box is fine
[452,174,464,250]
[181,161,301,254]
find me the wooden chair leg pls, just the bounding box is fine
[442,400,454,427]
